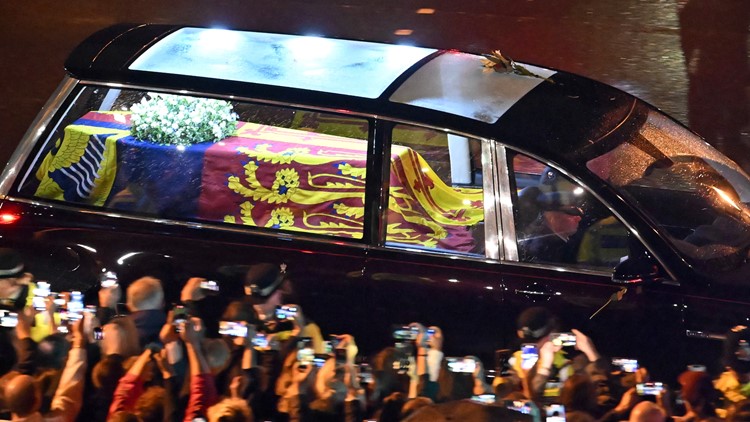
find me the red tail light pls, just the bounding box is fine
[0,213,21,224]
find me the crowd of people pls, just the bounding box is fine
[0,247,750,422]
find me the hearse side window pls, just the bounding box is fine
[17,86,371,240]
[385,124,485,255]
[511,153,632,270]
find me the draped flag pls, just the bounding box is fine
[35,111,483,252]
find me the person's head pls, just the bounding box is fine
[126,276,164,312]
[629,401,666,422]
[400,396,433,419]
[543,207,584,239]
[371,347,409,402]
[92,354,126,393]
[5,374,40,417]
[242,263,294,316]
[203,338,231,375]
[207,397,254,422]
[222,300,260,327]
[101,317,141,358]
[560,373,597,414]
[0,248,31,308]
[36,333,71,370]
[516,306,558,343]
[678,370,718,416]
[135,386,165,422]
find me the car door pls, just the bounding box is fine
[498,149,687,380]
[362,122,517,363]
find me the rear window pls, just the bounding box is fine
[17,86,371,240]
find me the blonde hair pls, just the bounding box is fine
[207,397,253,422]
[126,276,164,311]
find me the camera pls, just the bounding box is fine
[100,271,119,288]
[0,311,18,328]
[550,332,576,347]
[199,280,219,295]
[636,382,664,396]
[446,357,476,373]
[520,344,538,370]
[612,357,639,373]
[93,326,104,341]
[218,321,248,337]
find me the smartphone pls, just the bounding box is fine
[358,363,374,384]
[276,305,298,320]
[313,354,328,368]
[392,324,419,341]
[93,326,104,341]
[545,404,566,422]
[426,328,435,340]
[67,291,84,317]
[637,382,665,396]
[0,311,18,328]
[329,334,340,349]
[33,282,51,311]
[218,321,248,337]
[53,293,66,308]
[612,357,639,373]
[393,358,410,374]
[100,271,119,288]
[297,344,315,367]
[335,348,347,365]
[172,305,188,332]
[446,357,476,373]
[200,280,220,295]
[521,344,538,370]
[252,332,269,349]
[550,332,576,347]
[471,394,496,404]
[503,400,537,416]
[495,349,512,376]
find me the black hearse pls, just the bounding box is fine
[2,24,749,380]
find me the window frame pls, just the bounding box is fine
[497,146,675,280]
[375,118,500,260]
[11,81,382,246]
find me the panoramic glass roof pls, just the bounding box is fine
[390,52,556,123]
[129,27,436,99]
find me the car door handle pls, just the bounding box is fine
[515,288,554,296]
[514,283,560,298]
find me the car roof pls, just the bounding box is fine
[65,24,638,167]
